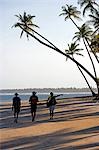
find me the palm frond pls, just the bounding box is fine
[76,53,84,56]
[20,30,24,38]
[28,23,39,28]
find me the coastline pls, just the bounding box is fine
[0,96,99,149]
[0,92,92,103]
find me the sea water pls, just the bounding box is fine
[0,92,92,103]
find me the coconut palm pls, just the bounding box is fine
[65,42,95,95]
[59,4,81,29]
[13,12,39,39]
[14,12,99,95]
[73,23,97,82]
[78,0,99,16]
[86,9,99,63]
[13,12,61,50]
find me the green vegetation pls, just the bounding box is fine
[13,0,99,96]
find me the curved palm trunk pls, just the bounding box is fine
[70,17,80,30]
[83,38,97,78]
[18,24,98,95]
[69,17,99,68]
[77,65,96,96]
[69,17,98,78]
[30,26,99,65]
[83,38,99,95]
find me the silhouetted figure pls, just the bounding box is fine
[29,91,39,121]
[12,93,21,123]
[47,92,62,119]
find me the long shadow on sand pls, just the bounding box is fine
[1,98,99,149]
[1,126,99,150]
[0,99,99,129]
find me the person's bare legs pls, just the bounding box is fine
[52,111,54,119]
[16,112,19,123]
[50,109,52,119]
[31,112,34,121]
[50,106,54,119]
[14,109,16,122]
[31,112,36,121]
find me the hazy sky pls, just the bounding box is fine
[0,0,99,89]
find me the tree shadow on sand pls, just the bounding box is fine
[1,126,99,150]
[0,98,99,129]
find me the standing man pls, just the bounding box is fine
[47,92,62,120]
[12,93,21,123]
[29,91,39,122]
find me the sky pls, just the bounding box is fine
[0,0,99,89]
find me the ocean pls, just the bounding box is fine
[0,92,92,103]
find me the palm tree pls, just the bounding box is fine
[65,42,95,95]
[85,7,99,63]
[59,4,81,29]
[13,12,99,96]
[59,5,99,68]
[73,23,97,77]
[13,12,62,51]
[78,0,99,16]
[13,12,39,39]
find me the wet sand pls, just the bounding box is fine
[0,97,99,150]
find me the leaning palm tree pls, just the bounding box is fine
[13,12,61,50]
[59,4,98,58]
[13,12,99,96]
[65,42,95,95]
[78,0,99,16]
[59,4,81,29]
[73,23,98,85]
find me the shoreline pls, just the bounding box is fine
[0,97,99,149]
[0,93,93,104]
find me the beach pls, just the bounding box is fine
[0,97,99,150]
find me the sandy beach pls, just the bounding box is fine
[0,97,99,150]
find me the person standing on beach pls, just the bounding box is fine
[47,92,62,120]
[29,91,39,122]
[12,93,21,123]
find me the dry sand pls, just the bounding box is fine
[0,97,99,150]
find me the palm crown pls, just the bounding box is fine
[78,0,99,16]
[73,23,93,42]
[59,4,81,20]
[65,42,83,60]
[13,12,39,39]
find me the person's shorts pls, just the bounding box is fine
[49,105,55,111]
[14,107,20,113]
[31,105,37,113]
